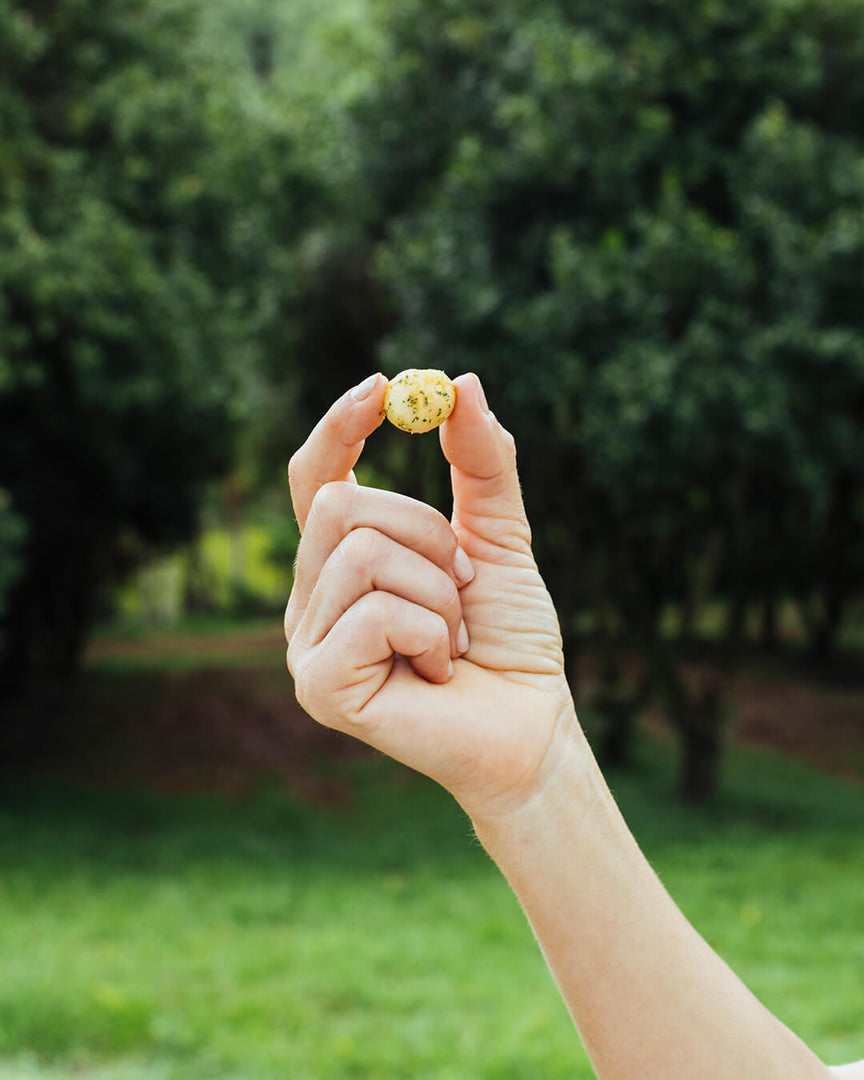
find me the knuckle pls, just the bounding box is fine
[358,588,390,622]
[287,449,304,492]
[425,612,451,658]
[434,574,460,615]
[311,477,354,518]
[291,652,327,723]
[291,655,313,711]
[283,580,306,642]
[308,480,355,527]
[286,632,304,679]
[424,508,458,561]
[339,526,382,570]
[416,600,448,637]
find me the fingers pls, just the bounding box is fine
[290,592,453,727]
[439,373,532,556]
[287,373,387,531]
[297,527,467,660]
[286,482,473,641]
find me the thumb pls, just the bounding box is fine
[439,373,532,557]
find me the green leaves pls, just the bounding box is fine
[340,0,864,670]
[0,0,310,692]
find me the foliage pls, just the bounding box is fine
[0,0,308,698]
[4,0,864,797]
[302,0,864,796]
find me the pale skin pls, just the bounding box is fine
[285,370,863,1080]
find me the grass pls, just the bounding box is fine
[0,735,863,1079]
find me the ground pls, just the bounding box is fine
[0,621,861,1077]
[67,621,864,801]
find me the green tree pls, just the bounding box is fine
[277,0,864,798]
[0,0,307,708]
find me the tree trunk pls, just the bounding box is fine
[654,653,725,803]
[594,650,654,771]
[806,472,858,664]
[758,593,779,651]
[724,588,748,652]
[0,507,100,687]
[679,531,724,646]
[600,702,635,770]
[678,677,725,803]
[0,546,94,762]
[807,589,847,665]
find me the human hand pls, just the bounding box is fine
[284,372,578,820]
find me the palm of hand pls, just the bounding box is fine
[354,536,572,816]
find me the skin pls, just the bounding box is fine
[285,370,863,1080]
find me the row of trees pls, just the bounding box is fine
[270,0,864,797]
[0,0,309,701]
[2,0,862,796]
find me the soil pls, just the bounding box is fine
[19,627,864,803]
[52,666,373,806]
[573,650,864,784]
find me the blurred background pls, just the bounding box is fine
[0,0,862,1076]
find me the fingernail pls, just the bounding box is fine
[453,546,475,585]
[456,620,469,654]
[350,373,381,401]
[447,659,454,679]
[473,373,490,414]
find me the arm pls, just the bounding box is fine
[473,725,831,1080]
[285,371,856,1080]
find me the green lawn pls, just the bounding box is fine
[0,738,862,1079]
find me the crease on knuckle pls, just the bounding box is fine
[308,479,355,530]
[426,510,458,564]
[339,525,382,573]
[423,613,451,662]
[435,575,460,618]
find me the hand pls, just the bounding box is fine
[284,372,578,819]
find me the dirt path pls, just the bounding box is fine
[573,652,864,783]
[71,628,864,798]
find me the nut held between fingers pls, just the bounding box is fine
[383,369,456,434]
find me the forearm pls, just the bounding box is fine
[470,709,832,1080]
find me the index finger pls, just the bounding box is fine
[288,373,386,531]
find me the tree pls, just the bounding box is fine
[309,0,864,798]
[0,0,308,710]
[0,490,26,619]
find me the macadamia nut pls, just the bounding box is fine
[383,369,456,434]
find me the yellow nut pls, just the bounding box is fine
[383,369,456,434]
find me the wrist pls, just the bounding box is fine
[466,700,599,850]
